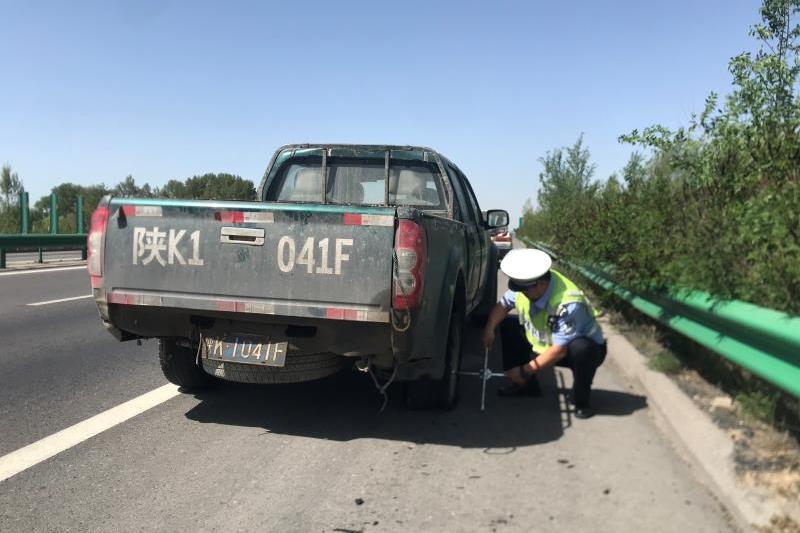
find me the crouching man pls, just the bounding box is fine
[482,249,607,418]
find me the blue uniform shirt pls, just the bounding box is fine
[500,288,604,347]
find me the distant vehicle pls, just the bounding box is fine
[88,144,508,409]
[486,211,512,259]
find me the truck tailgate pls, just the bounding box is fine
[102,198,396,322]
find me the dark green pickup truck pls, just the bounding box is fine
[88,144,508,408]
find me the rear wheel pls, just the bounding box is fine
[405,306,463,410]
[201,351,344,384]
[159,339,215,390]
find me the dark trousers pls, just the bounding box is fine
[499,317,607,407]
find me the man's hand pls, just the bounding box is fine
[506,365,527,385]
[481,327,496,351]
[482,303,510,351]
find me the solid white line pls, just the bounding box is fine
[27,294,93,306]
[0,383,180,483]
[8,257,83,265]
[0,265,86,277]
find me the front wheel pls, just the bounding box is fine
[405,307,463,410]
[159,339,216,390]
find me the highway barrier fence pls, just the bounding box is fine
[519,238,800,399]
[0,192,87,268]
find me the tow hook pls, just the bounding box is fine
[355,357,370,373]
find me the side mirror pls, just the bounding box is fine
[485,209,509,229]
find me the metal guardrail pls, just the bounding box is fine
[519,238,800,398]
[0,191,88,269]
[0,235,87,269]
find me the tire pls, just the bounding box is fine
[405,307,464,410]
[200,350,344,384]
[159,339,216,390]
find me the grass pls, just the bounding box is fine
[647,351,683,374]
[736,391,780,425]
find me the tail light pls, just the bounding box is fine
[393,219,427,310]
[87,206,109,288]
[493,232,511,242]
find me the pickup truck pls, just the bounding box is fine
[88,144,508,408]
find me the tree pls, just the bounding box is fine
[28,183,111,233]
[157,179,188,199]
[612,0,800,311]
[0,164,24,233]
[525,135,601,255]
[536,135,597,214]
[1,164,22,209]
[113,175,155,198]
[621,152,647,190]
[161,173,256,201]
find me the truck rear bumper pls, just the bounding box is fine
[105,289,390,323]
[107,304,394,358]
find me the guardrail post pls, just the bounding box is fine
[50,193,58,235]
[19,191,29,234]
[77,196,86,260]
[76,196,84,234]
[0,248,5,269]
[38,248,43,263]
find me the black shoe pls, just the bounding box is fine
[498,381,542,397]
[574,405,594,419]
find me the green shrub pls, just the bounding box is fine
[736,391,780,424]
[648,351,683,374]
[518,0,800,314]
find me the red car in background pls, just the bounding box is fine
[490,227,512,259]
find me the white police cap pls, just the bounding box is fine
[500,248,552,288]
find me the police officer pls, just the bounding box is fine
[481,249,607,418]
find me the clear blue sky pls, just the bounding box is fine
[0,0,761,226]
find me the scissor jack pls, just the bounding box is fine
[458,348,506,411]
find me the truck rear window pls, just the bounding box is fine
[268,158,445,208]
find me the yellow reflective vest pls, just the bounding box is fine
[515,270,599,353]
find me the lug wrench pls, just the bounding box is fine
[458,348,506,411]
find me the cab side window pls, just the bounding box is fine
[445,165,471,224]
[461,176,484,226]
[447,164,481,227]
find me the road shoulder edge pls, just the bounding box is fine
[602,317,782,530]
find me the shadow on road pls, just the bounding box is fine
[184,321,646,449]
[184,364,647,450]
[583,388,648,416]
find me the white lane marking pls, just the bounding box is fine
[9,257,83,265]
[0,383,180,483]
[0,265,86,277]
[27,294,93,306]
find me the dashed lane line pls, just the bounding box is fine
[27,294,93,306]
[0,383,180,483]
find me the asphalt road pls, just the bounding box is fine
[0,266,736,532]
